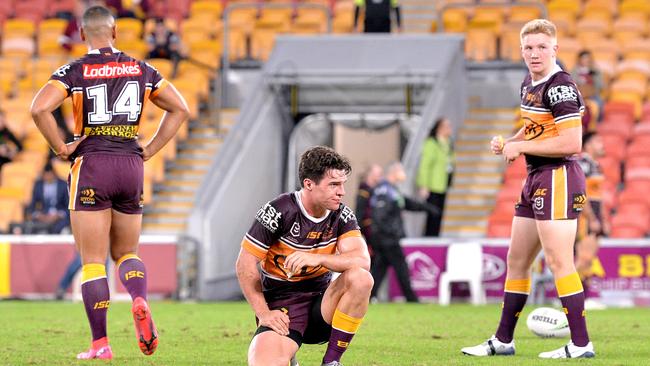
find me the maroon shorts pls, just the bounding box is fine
[254,292,331,346]
[515,161,586,221]
[68,153,144,214]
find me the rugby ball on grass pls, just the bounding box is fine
[526,307,570,338]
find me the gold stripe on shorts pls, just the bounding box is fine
[68,157,84,210]
[552,165,567,220]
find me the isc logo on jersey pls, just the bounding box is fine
[83,61,142,79]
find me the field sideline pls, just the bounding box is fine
[1,301,648,365]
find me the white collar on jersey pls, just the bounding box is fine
[530,63,562,87]
[294,191,330,223]
[87,47,121,54]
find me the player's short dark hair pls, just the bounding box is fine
[299,146,351,186]
[82,5,114,27]
[583,131,598,146]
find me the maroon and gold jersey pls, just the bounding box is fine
[48,47,168,157]
[520,64,585,170]
[242,191,361,294]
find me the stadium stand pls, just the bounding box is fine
[1,0,648,239]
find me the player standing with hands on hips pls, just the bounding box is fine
[30,5,189,360]
[461,19,594,359]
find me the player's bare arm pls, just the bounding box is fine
[30,84,86,160]
[142,84,189,161]
[503,126,581,162]
[236,248,290,336]
[284,234,370,274]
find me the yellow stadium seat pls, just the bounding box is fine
[227,7,258,32]
[611,79,646,98]
[471,7,504,34]
[38,40,65,58]
[500,24,522,62]
[548,11,576,37]
[3,19,36,39]
[332,12,354,33]
[619,0,650,18]
[116,40,147,60]
[188,39,222,60]
[146,58,174,78]
[190,0,223,21]
[465,27,497,62]
[0,175,33,204]
[509,4,543,23]
[580,7,613,25]
[38,18,67,41]
[442,8,467,33]
[609,90,643,119]
[0,197,23,232]
[256,9,292,32]
[556,37,581,71]
[251,29,278,61]
[584,0,619,14]
[225,29,248,60]
[14,150,47,170]
[547,0,581,17]
[115,18,143,41]
[181,17,222,39]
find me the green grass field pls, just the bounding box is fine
[1,301,648,365]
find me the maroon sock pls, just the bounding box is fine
[560,292,590,346]
[81,277,110,341]
[495,292,528,343]
[117,255,147,301]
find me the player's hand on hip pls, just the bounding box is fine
[141,146,153,161]
[589,218,601,234]
[57,135,86,161]
[502,141,521,163]
[490,135,504,155]
[284,252,320,275]
[258,310,290,336]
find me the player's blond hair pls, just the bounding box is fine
[520,19,557,43]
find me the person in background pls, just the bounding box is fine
[355,164,383,256]
[146,18,185,62]
[576,132,608,310]
[417,117,454,237]
[370,162,438,303]
[25,162,69,234]
[571,50,603,122]
[353,0,402,33]
[0,109,22,172]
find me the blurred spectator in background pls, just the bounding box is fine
[369,162,439,302]
[0,110,22,172]
[55,253,82,300]
[417,117,454,237]
[355,164,384,256]
[24,162,69,234]
[106,0,149,19]
[571,50,603,122]
[354,0,402,33]
[146,18,185,63]
[576,132,608,310]
[60,0,106,53]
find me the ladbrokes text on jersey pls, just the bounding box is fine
[83,62,142,79]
